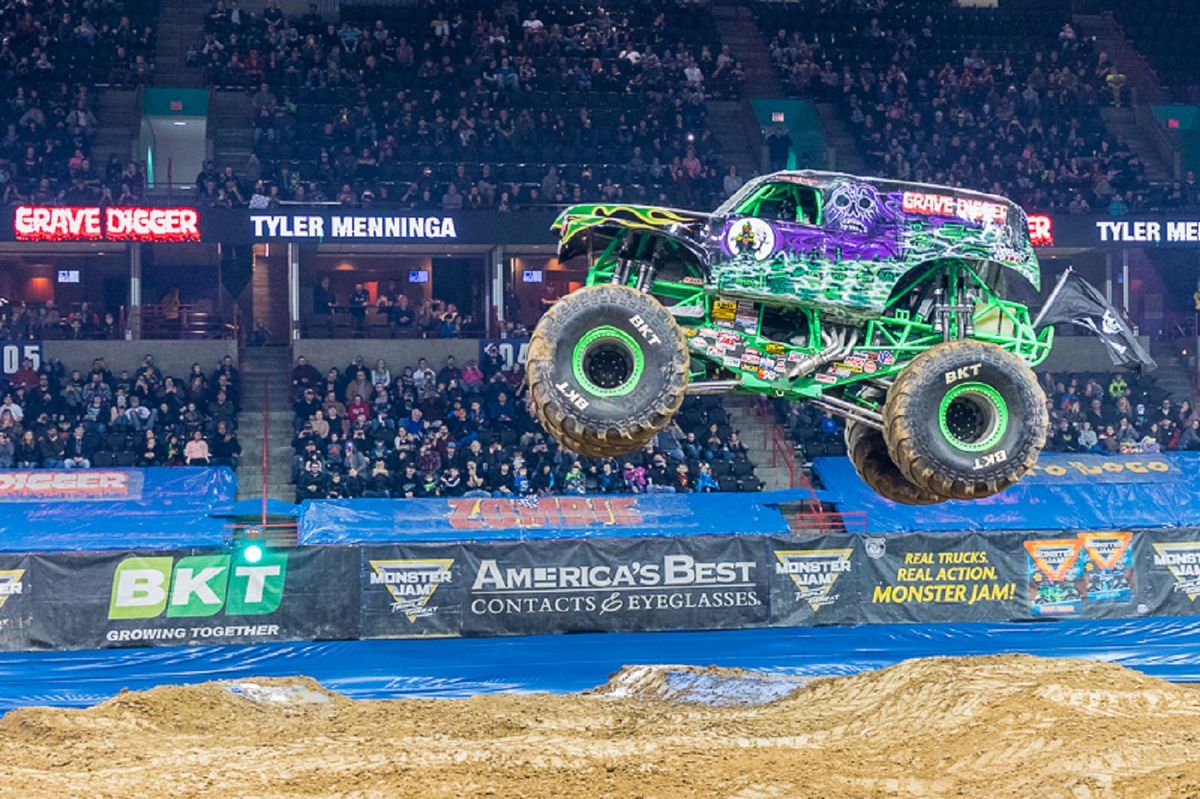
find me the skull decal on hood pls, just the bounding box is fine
[825,179,881,234]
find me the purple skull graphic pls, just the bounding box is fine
[825,179,882,234]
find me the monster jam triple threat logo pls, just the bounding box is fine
[1152,542,1200,601]
[773,549,852,611]
[369,559,453,621]
[0,569,23,610]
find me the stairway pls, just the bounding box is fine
[93,89,139,168]
[722,394,795,491]
[1148,352,1197,404]
[1075,13,1167,105]
[815,103,868,174]
[210,91,254,173]
[1075,13,1177,183]
[236,345,296,502]
[1099,107,1175,184]
[153,0,206,87]
[706,99,762,178]
[711,1,782,97]
[707,0,783,179]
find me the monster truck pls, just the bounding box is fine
[527,171,1065,503]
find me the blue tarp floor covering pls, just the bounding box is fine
[3,616,1200,711]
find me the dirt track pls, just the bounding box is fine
[1,654,1199,799]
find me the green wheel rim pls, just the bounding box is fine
[571,326,645,398]
[938,381,1009,453]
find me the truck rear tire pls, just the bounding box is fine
[883,340,1047,500]
[527,284,689,456]
[845,421,944,506]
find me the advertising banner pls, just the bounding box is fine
[1024,532,1138,619]
[767,535,862,626]
[0,467,237,553]
[299,491,805,544]
[814,453,1200,532]
[0,555,30,650]
[1138,529,1200,617]
[360,544,463,637]
[862,533,1025,623]
[459,537,769,636]
[13,526,1200,653]
[26,547,358,650]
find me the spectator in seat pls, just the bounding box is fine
[137,429,161,467]
[38,427,65,468]
[292,356,321,392]
[293,387,321,430]
[1051,418,1079,452]
[64,425,94,469]
[297,459,328,500]
[695,462,718,493]
[211,421,241,467]
[1182,419,1200,451]
[0,432,12,468]
[185,430,211,465]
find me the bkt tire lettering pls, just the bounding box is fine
[628,315,662,345]
[943,364,983,384]
[555,381,590,410]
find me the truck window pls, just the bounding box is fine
[735,182,821,225]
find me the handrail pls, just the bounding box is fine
[752,395,798,488]
[261,369,269,530]
[752,395,868,534]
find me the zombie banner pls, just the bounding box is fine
[861,533,1024,623]
[360,544,463,637]
[25,547,359,650]
[459,537,769,636]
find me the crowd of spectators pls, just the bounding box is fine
[1040,371,1199,453]
[195,0,741,210]
[0,301,122,340]
[761,0,1168,212]
[0,0,155,207]
[309,278,477,339]
[0,352,241,469]
[290,348,759,500]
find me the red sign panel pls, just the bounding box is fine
[0,471,137,500]
[14,206,201,242]
[1027,214,1054,247]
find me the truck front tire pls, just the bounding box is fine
[528,284,689,456]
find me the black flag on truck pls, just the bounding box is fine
[1035,270,1157,374]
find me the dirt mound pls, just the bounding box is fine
[1,655,1198,798]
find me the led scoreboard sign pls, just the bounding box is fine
[13,206,201,242]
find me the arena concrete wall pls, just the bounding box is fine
[291,339,483,371]
[43,340,239,376]
[1039,334,1151,374]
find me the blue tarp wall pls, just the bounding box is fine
[298,490,811,544]
[815,452,1200,533]
[0,467,236,552]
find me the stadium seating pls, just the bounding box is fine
[290,354,760,499]
[756,0,1157,211]
[197,0,739,209]
[0,352,240,469]
[1107,0,1200,101]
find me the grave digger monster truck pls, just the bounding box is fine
[527,170,1062,504]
